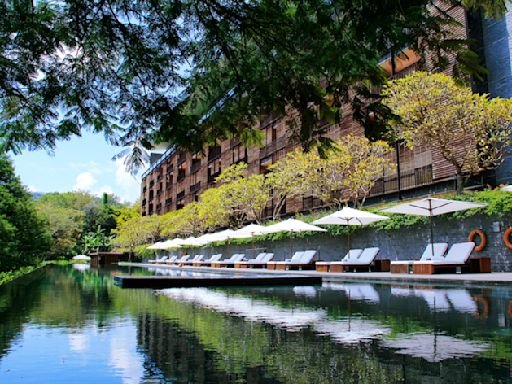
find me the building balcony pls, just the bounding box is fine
[190,182,201,193]
[177,169,186,182]
[208,171,221,184]
[177,191,185,200]
[177,153,186,165]
[369,164,433,196]
[260,136,287,159]
[165,198,173,207]
[191,159,201,174]
[208,146,221,162]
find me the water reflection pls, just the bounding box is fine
[0,266,511,383]
[382,333,489,363]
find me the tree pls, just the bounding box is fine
[0,155,51,271]
[266,148,319,219]
[383,72,512,193]
[36,204,84,257]
[113,216,161,252]
[215,163,270,226]
[0,1,506,168]
[316,135,393,207]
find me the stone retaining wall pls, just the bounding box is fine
[197,214,512,272]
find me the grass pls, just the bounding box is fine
[0,259,76,286]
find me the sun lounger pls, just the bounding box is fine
[211,254,246,268]
[412,242,478,274]
[151,255,168,264]
[193,254,222,267]
[267,250,317,270]
[177,254,204,266]
[158,255,176,264]
[390,243,448,274]
[235,253,274,268]
[326,247,386,272]
[315,249,363,272]
[168,255,189,265]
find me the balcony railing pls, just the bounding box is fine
[191,159,201,173]
[177,169,186,182]
[208,171,221,184]
[259,136,287,159]
[303,196,322,211]
[165,198,173,206]
[370,164,433,196]
[190,182,201,193]
[177,191,185,200]
[208,146,221,162]
[177,153,186,165]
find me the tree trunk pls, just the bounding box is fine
[456,172,464,195]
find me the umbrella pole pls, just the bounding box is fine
[429,199,434,257]
[347,231,351,255]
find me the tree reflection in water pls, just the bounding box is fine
[0,266,511,383]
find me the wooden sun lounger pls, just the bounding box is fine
[321,248,387,272]
[235,253,274,268]
[412,242,491,274]
[390,243,448,274]
[177,255,204,266]
[267,250,317,270]
[211,254,246,268]
[315,249,363,272]
[193,254,222,267]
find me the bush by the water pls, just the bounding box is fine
[0,155,52,272]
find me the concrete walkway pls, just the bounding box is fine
[124,262,512,287]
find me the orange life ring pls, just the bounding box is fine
[504,227,512,250]
[474,294,489,320]
[468,229,487,252]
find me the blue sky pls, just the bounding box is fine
[13,132,143,203]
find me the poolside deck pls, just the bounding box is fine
[125,262,512,287]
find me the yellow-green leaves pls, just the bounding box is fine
[384,72,512,193]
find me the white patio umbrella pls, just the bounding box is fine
[501,185,512,192]
[161,238,186,249]
[147,241,167,250]
[72,254,91,261]
[232,224,269,255]
[381,197,487,256]
[313,207,389,252]
[263,218,327,234]
[263,218,327,257]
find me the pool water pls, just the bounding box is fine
[0,265,511,383]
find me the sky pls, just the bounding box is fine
[13,132,144,203]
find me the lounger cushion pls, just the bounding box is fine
[342,249,363,262]
[420,243,449,261]
[341,247,379,265]
[414,242,474,265]
[299,250,317,264]
[287,251,305,263]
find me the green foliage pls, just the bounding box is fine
[0,1,506,169]
[383,72,512,193]
[36,204,84,257]
[35,191,124,257]
[0,155,52,272]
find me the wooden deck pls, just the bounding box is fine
[114,275,322,289]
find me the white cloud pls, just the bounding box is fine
[27,185,38,193]
[73,172,97,191]
[114,158,141,203]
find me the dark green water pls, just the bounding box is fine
[1,265,512,383]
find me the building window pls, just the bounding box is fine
[232,144,247,164]
[208,158,222,183]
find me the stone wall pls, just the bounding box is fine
[194,214,512,272]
